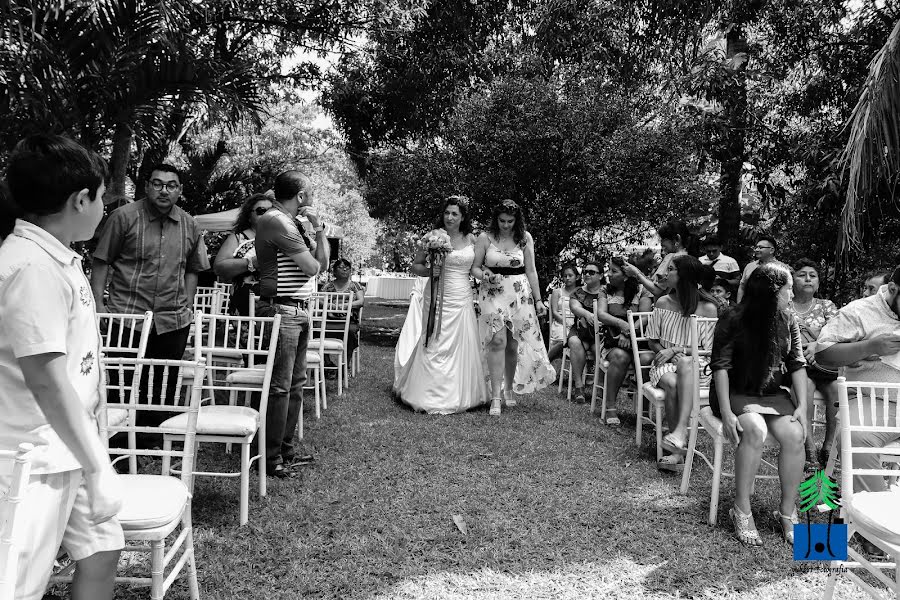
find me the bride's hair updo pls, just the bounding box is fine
[489,199,527,247]
[436,195,473,235]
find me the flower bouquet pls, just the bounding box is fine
[419,229,453,347]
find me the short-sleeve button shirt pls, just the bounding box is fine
[0,220,104,474]
[93,200,210,334]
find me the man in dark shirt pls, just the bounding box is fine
[254,170,329,478]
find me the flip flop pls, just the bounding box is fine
[661,432,687,454]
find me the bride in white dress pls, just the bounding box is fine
[393,196,490,414]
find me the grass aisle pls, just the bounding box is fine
[135,303,870,599]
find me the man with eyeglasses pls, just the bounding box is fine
[91,164,210,408]
[736,235,785,303]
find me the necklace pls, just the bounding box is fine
[792,298,815,316]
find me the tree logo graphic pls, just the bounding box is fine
[794,469,848,561]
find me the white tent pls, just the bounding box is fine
[194,207,344,238]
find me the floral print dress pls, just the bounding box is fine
[476,240,556,393]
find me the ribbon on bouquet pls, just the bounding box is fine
[424,250,448,347]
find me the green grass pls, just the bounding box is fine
[103,301,874,599]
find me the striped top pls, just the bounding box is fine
[647,306,714,351]
[255,203,316,300]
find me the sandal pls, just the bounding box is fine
[773,509,799,545]
[573,388,587,404]
[503,389,517,407]
[730,506,762,547]
[656,454,684,473]
[489,396,502,417]
[605,414,621,426]
[662,432,687,455]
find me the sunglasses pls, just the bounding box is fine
[253,207,270,216]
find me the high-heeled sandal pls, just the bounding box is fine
[773,509,799,545]
[730,506,763,547]
[503,389,516,407]
[489,396,502,416]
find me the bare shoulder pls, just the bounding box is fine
[655,294,675,310]
[697,300,719,317]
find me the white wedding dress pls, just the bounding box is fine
[393,244,489,414]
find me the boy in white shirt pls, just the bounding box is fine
[0,134,124,600]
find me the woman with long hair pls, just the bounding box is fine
[711,263,806,546]
[547,263,580,363]
[472,200,555,415]
[789,258,839,466]
[213,193,274,315]
[393,196,489,414]
[646,255,718,470]
[595,256,653,423]
[624,219,695,298]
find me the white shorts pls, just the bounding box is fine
[1,469,124,600]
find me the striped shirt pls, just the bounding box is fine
[255,202,316,300]
[93,200,210,334]
[647,306,715,352]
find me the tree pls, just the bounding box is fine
[798,469,841,559]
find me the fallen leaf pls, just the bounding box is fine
[451,514,468,535]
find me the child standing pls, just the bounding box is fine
[0,134,123,600]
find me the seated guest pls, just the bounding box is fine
[699,236,740,287]
[712,263,807,546]
[710,277,734,308]
[700,264,728,314]
[595,256,653,424]
[322,258,365,370]
[789,258,840,467]
[816,265,900,494]
[213,193,273,315]
[548,263,579,363]
[862,271,889,298]
[648,255,718,470]
[566,259,605,403]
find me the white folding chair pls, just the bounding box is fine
[214,281,233,314]
[628,310,664,457]
[56,358,204,600]
[163,312,281,526]
[97,311,153,436]
[558,300,574,396]
[680,315,783,525]
[350,305,363,378]
[306,295,327,418]
[314,291,353,396]
[823,379,900,600]
[0,443,34,600]
[193,287,222,314]
[591,300,654,423]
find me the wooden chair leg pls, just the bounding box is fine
[320,366,328,410]
[680,412,699,494]
[655,404,664,462]
[313,369,321,419]
[709,438,724,526]
[258,431,266,498]
[558,351,567,394]
[150,539,165,600]
[239,441,250,526]
[635,395,643,447]
[184,514,200,600]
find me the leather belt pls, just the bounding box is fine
[260,296,309,309]
[490,266,526,276]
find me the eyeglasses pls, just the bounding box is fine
[149,179,180,192]
[584,269,600,275]
[754,244,774,250]
[253,207,270,216]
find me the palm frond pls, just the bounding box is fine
[839,18,900,256]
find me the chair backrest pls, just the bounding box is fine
[313,291,353,344]
[97,311,153,356]
[189,312,281,407]
[836,378,900,505]
[626,310,654,389]
[592,299,603,351]
[307,295,327,358]
[689,315,718,410]
[100,358,205,482]
[193,287,223,314]
[0,443,34,600]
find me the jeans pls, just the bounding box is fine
[254,301,309,467]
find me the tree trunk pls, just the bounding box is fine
[106,123,134,206]
[717,27,749,258]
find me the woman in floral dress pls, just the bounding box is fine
[471,200,555,416]
[789,258,840,466]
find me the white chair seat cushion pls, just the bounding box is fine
[848,490,900,545]
[323,339,344,351]
[117,474,188,530]
[160,405,259,436]
[107,408,129,428]
[225,368,264,385]
[306,352,322,364]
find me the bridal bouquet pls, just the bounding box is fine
[420,229,452,347]
[418,228,453,253]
